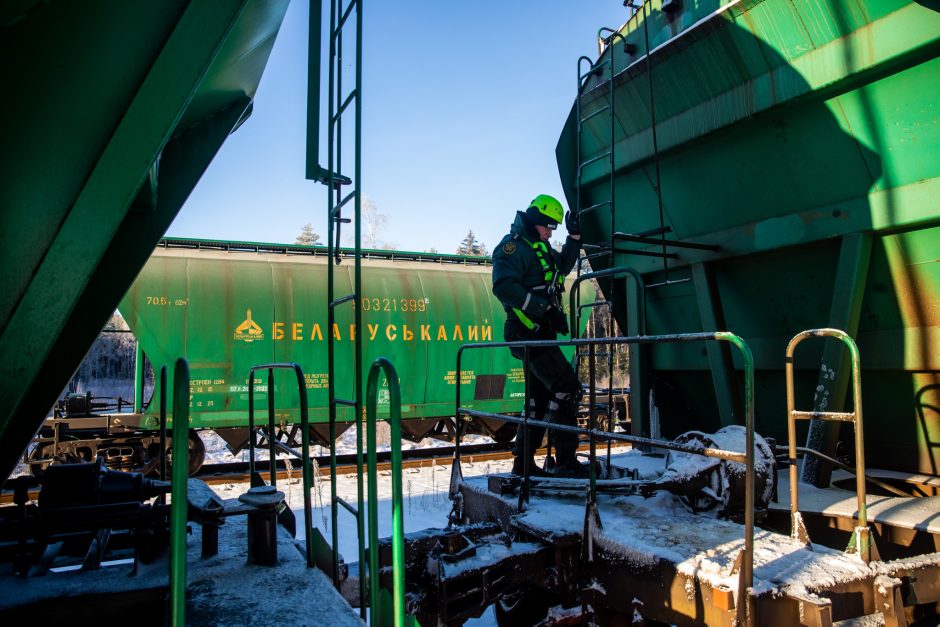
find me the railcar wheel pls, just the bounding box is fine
[27,436,80,477]
[491,423,518,445]
[159,431,206,477]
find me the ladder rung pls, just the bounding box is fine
[322,172,352,186]
[647,277,691,289]
[613,247,679,259]
[579,302,611,311]
[336,496,359,517]
[338,0,358,33]
[579,152,612,171]
[579,105,610,127]
[330,89,357,125]
[578,58,611,82]
[334,217,351,224]
[579,201,611,214]
[585,251,614,262]
[332,398,357,408]
[330,294,356,307]
[330,189,356,216]
[634,226,672,238]
[613,232,720,252]
[578,59,608,82]
[791,410,856,422]
[579,75,615,100]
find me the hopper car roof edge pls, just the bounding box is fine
[158,237,493,265]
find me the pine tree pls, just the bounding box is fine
[456,230,488,256]
[295,223,321,246]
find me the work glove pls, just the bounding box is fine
[564,210,581,237]
[545,306,570,336]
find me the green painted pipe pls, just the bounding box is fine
[366,357,405,626]
[246,363,315,567]
[169,358,190,627]
[715,331,755,615]
[134,343,144,413]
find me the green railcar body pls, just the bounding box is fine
[0,0,290,479]
[556,0,940,477]
[119,239,593,433]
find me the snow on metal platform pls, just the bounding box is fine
[462,474,868,589]
[0,482,363,625]
[183,503,363,625]
[772,469,940,537]
[457,450,940,625]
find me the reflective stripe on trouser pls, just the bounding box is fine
[508,337,582,462]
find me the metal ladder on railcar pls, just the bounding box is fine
[582,2,719,281]
[572,6,727,438]
[307,0,368,617]
[572,27,640,459]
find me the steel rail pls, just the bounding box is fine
[0,444,606,505]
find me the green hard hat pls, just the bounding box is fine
[526,194,564,227]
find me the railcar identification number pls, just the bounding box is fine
[145,296,189,306]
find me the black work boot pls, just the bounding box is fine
[553,457,590,479]
[511,456,548,478]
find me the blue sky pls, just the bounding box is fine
[169,1,626,254]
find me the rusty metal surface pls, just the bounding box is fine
[453,467,940,625]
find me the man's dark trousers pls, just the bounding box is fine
[506,320,581,462]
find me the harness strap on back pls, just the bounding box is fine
[509,235,566,330]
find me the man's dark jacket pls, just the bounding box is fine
[492,211,581,328]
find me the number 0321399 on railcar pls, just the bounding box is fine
[118,239,594,447]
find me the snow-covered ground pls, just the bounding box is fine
[209,436,522,626]
[200,425,496,464]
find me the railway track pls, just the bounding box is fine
[1,441,616,502]
[196,440,614,485]
[0,442,516,503]
[195,441,515,485]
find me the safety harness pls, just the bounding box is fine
[512,237,565,330]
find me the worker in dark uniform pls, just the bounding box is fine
[492,194,587,478]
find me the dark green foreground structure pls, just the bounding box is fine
[0,0,291,480]
[558,0,940,482]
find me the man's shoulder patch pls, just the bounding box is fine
[502,241,516,255]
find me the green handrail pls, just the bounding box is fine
[169,358,190,626]
[454,331,756,622]
[246,362,316,567]
[134,343,144,413]
[366,357,405,627]
[785,328,871,561]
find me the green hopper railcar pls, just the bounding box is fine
[99,238,592,470]
[556,0,940,482]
